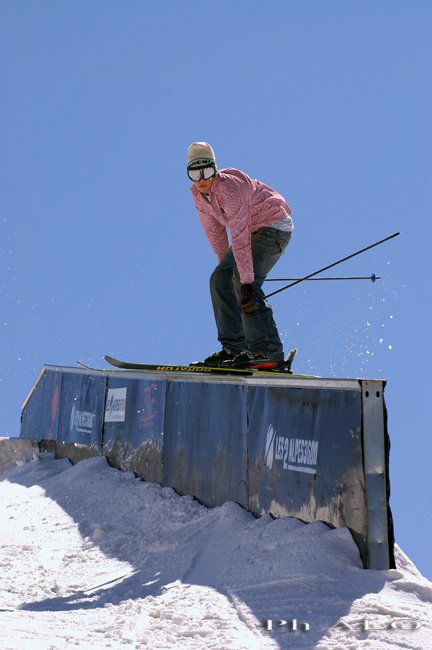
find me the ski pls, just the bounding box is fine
[103,355,254,376]
[77,350,313,378]
[102,349,302,375]
[78,359,254,376]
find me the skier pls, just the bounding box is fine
[187,142,294,367]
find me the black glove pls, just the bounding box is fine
[240,283,259,314]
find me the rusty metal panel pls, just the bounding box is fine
[163,381,248,508]
[102,376,166,482]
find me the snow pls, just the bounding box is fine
[1,441,431,650]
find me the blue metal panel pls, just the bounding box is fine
[247,385,366,558]
[103,376,166,481]
[58,372,106,449]
[21,369,62,442]
[20,371,45,440]
[163,381,248,508]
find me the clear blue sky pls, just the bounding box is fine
[1,1,431,578]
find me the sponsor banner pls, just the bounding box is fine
[59,372,106,447]
[266,427,319,474]
[70,405,96,435]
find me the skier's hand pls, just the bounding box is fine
[240,283,259,314]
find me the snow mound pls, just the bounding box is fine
[0,452,431,649]
[0,437,40,474]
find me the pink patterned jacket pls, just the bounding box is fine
[190,168,292,284]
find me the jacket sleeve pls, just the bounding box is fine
[197,209,229,262]
[220,176,255,284]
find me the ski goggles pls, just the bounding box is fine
[187,159,217,182]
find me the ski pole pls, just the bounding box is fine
[264,232,400,300]
[266,274,380,282]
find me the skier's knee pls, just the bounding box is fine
[210,267,230,292]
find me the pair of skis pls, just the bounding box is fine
[78,348,300,378]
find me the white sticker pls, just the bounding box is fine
[105,388,127,422]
